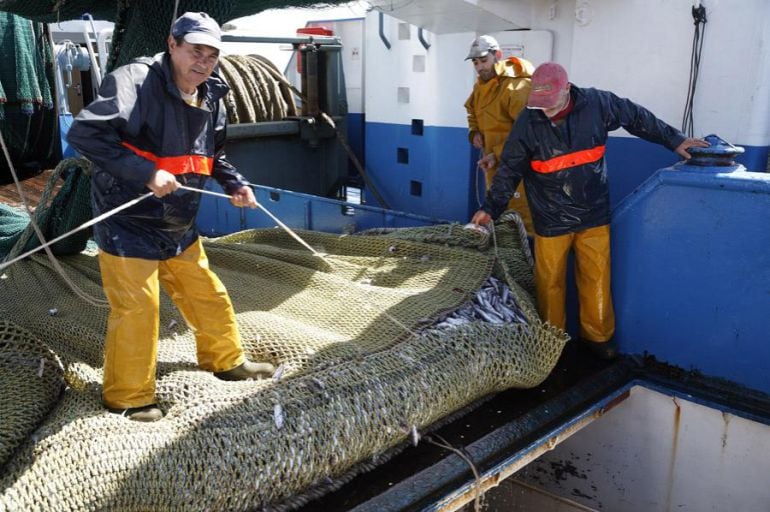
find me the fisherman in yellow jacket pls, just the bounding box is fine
[464,35,534,233]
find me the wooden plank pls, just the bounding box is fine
[0,170,61,211]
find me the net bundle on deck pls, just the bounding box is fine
[0,215,567,511]
[0,3,568,509]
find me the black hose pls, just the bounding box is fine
[682,4,707,137]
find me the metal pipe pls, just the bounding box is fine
[82,14,104,83]
[48,30,69,115]
[300,50,308,116]
[96,28,113,77]
[221,34,340,45]
[418,27,431,50]
[305,47,320,116]
[378,12,391,50]
[81,28,101,89]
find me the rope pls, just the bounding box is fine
[475,148,485,209]
[170,0,180,34]
[425,433,484,512]
[179,184,321,256]
[0,191,153,274]
[182,189,442,347]
[219,55,297,124]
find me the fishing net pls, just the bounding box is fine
[0,4,568,509]
[0,217,568,511]
[0,321,65,472]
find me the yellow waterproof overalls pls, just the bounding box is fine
[465,57,535,233]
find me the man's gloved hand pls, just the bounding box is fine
[146,169,179,197]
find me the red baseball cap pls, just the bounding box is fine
[527,62,569,109]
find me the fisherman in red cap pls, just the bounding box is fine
[471,62,707,359]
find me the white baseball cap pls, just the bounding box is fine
[465,35,500,60]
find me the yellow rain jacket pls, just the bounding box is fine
[465,56,534,232]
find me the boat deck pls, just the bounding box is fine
[0,170,60,211]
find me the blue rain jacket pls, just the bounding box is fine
[67,52,247,259]
[482,85,686,236]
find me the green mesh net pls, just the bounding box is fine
[0,321,65,471]
[0,220,568,510]
[0,11,57,183]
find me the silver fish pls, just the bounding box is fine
[274,403,284,430]
[272,364,286,382]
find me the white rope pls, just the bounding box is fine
[0,190,154,274]
[176,185,448,350]
[179,185,322,256]
[475,148,485,208]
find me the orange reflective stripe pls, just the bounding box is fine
[531,145,606,174]
[121,142,213,176]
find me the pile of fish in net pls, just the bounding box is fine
[432,275,530,329]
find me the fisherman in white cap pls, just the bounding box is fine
[464,34,535,233]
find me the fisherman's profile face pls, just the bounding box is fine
[471,54,497,82]
[167,36,220,93]
[542,86,571,118]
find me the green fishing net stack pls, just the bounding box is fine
[0,221,568,511]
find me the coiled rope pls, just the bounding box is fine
[219,54,297,124]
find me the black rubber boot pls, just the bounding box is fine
[579,338,619,360]
[108,404,164,422]
[214,360,275,381]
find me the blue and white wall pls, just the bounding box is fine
[362,0,770,219]
[557,0,770,200]
[363,16,477,219]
